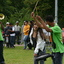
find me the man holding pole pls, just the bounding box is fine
[31,12,64,64]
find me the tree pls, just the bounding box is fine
[0,0,64,28]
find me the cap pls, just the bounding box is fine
[6,22,9,24]
[16,21,19,23]
[24,21,28,23]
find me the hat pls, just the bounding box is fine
[16,21,19,23]
[6,22,9,24]
[24,21,28,23]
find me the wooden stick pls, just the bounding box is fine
[33,0,40,12]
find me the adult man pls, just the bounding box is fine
[31,12,64,64]
[0,22,5,64]
[14,21,21,44]
[8,23,15,48]
[23,21,30,49]
[4,22,10,47]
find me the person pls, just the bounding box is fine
[31,12,64,64]
[29,23,46,64]
[14,21,21,44]
[4,22,10,47]
[21,22,25,44]
[43,22,52,51]
[23,21,30,49]
[0,22,5,64]
[27,20,35,50]
[8,23,15,48]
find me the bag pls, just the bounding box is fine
[27,42,33,49]
[35,53,54,61]
[27,42,33,47]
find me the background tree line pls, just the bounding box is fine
[0,0,64,28]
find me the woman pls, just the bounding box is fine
[29,23,46,64]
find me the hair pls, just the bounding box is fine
[9,23,13,25]
[32,23,46,41]
[28,20,34,34]
[24,20,28,23]
[45,15,54,22]
[37,28,46,40]
[30,20,34,25]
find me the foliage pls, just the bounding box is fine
[58,0,64,28]
[0,0,64,28]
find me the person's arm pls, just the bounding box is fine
[36,15,52,32]
[31,12,43,28]
[23,26,30,33]
[8,27,15,33]
[31,12,52,32]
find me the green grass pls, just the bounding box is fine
[4,46,34,64]
[3,46,64,64]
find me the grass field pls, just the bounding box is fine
[3,45,64,64]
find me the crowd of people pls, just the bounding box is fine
[3,21,21,48]
[0,12,64,64]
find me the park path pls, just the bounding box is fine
[15,44,24,46]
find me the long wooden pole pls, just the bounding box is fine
[33,0,40,12]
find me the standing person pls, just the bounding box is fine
[43,22,52,51]
[9,23,15,48]
[31,12,64,64]
[14,21,21,44]
[27,20,35,50]
[23,21,30,50]
[29,23,46,64]
[0,22,5,64]
[21,22,25,44]
[4,22,10,47]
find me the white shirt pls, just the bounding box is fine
[14,25,20,31]
[10,26,15,36]
[29,28,45,54]
[43,29,51,42]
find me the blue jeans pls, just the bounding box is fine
[23,35,29,49]
[53,52,63,64]
[10,36,15,47]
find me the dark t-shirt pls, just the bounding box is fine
[4,26,12,35]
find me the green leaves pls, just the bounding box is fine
[0,0,64,28]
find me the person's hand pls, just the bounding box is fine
[34,53,37,57]
[31,12,35,18]
[36,15,43,22]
